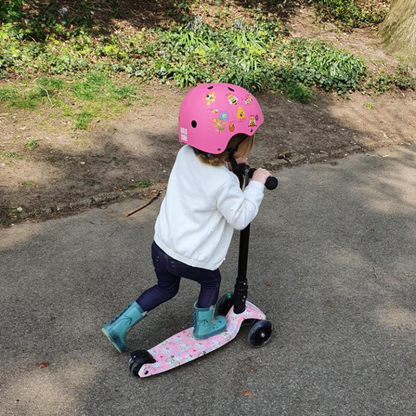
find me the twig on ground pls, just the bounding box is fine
[39,87,54,107]
[125,190,161,217]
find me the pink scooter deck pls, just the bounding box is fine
[138,301,266,378]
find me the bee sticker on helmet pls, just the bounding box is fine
[205,92,216,106]
[226,93,238,105]
[244,94,253,106]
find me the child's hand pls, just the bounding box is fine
[252,168,271,185]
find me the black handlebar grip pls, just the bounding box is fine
[265,176,278,190]
[247,168,278,190]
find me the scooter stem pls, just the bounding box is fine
[233,224,250,314]
[230,156,250,315]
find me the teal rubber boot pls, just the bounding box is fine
[193,302,227,340]
[102,301,146,353]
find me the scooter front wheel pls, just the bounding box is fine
[248,320,273,348]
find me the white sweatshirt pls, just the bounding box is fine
[154,145,265,270]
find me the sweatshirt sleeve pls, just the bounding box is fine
[216,179,265,230]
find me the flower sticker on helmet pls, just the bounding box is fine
[219,112,228,120]
[212,117,226,133]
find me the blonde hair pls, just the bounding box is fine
[194,134,254,167]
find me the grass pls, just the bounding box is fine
[133,180,151,189]
[0,72,144,129]
[118,180,152,191]
[1,151,19,158]
[74,111,94,129]
[280,81,314,103]
[24,140,39,150]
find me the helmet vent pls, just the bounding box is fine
[191,120,197,128]
[207,86,214,90]
[228,87,235,91]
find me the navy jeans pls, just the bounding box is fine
[136,242,222,311]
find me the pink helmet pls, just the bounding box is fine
[178,83,264,154]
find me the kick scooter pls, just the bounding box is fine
[129,165,278,378]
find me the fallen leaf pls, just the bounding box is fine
[242,388,253,397]
[265,281,271,287]
[329,304,335,308]
[366,225,374,232]
[35,362,50,368]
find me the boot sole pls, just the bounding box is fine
[101,327,125,353]
[193,326,227,340]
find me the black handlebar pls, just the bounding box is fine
[240,165,278,190]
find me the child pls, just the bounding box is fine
[102,83,271,352]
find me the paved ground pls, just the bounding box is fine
[1,145,415,416]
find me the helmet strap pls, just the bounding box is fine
[225,135,248,155]
[226,135,248,188]
[228,148,244,188]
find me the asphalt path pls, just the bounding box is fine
[1,145,415,416]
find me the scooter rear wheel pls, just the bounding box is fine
[216,292,235,316]
[129,350,156,377]
[248,320,273,348]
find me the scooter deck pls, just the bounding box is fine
[137,301,266,378]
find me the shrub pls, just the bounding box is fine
[0,0,93,41]
[1,11,413,103]
[275,38,367,93]
[311,0,385,28]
